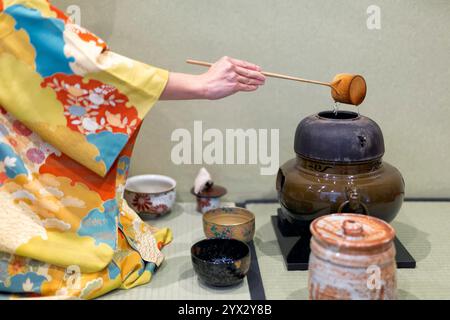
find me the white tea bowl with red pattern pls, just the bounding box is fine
[124,175,177,218]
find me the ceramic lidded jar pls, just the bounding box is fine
[309,214,397,300]
[277,111,405,225]
[191,186,227,214]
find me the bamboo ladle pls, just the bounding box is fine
[186,59,367,106]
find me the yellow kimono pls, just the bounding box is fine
[0,0,172,299]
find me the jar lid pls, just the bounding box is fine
[310,214,395,251]
[191,185,227,198]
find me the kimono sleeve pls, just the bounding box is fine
[0,0,169,177]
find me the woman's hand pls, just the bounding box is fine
[160,56,266,101]
[198,56,266,100]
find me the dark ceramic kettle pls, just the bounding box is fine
[277,111,405,225]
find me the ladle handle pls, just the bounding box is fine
[186,59,332,88]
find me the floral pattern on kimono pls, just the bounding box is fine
[0,0,172,299]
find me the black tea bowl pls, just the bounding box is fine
[191,239,251,287]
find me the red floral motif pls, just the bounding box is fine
[68,23,107,50]
[8,256,26,275]
[199,198,211,209]
[41,74,140,135]
[26,148,46,164]
[0,172,8,185]
[7,137,17,148]
[48,1,69,22]
[0,105,6,115]
[132,194,152,212]
[131,194,169,214]
[151,204,169,215]
[13,120,32,137]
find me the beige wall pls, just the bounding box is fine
[54,0,450,201]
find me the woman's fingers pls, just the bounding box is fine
[236,83,259,92]
[237,76,265,86]
[233,60,265,91]
[235,66,266,82]
[228,57,261,71]
[199,56,264,99]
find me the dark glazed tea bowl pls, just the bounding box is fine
[191,239,251,287]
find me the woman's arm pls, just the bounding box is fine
[160,56,266,101]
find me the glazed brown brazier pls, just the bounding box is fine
[277,111,405,225]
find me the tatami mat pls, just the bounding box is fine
[100,201,450,300]
[100,203,251,300]
[247,201,450,300]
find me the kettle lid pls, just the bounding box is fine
[294,111,385,163]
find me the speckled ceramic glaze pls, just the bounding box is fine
[203,207,256,243]
[191,239,251,287]
[124,175,176,218]
[309,214,397,300]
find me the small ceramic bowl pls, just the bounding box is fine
[191,238,251,287]
[203,207,256,243]
[124,175,176,218]
[191,185,227,214]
